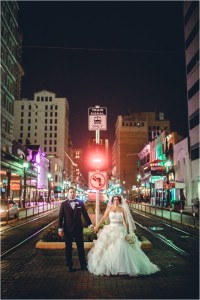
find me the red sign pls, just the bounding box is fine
[151,166,166,172]
[10,184,20,191]
[89,172,107,190]
[10,180,20,191]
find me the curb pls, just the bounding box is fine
[35,236,152,250]
[35,241,94,249]
[140,236,152,249]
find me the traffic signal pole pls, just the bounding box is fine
[95,129,100,225]
[88,105,107,226]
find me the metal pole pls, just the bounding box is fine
[170,208,172,223]
[95,129,100,225]
[96,129,100,144]
[180,202,183,224]
[23,167,26,208]
[6,170,11,200]
[35,170,38,205]
[48,160,51,203]
[192,205,196,228]
[180,209,183,224]
[48,178,50,203]
[96,189,100,225]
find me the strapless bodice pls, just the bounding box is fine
[109,211,123,225]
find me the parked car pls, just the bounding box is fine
[0,199,19,219]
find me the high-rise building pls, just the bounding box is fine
[13,90,70,193]
[112,112,170,192]
[1,1,24,153]
[183,1,199,201]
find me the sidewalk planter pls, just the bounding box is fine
[35,241,94,249]
[35,236,152,250]
[36,224,152,250]
[140,236,152,249]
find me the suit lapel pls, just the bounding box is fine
[73,201,77,219]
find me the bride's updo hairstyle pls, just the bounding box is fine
[111,195,122,204]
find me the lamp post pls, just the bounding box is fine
[165,160,172,207]
[34,164,39,205]
[136,174,141,202]
[63,180,66,198]
[23,162,29,208]
[47,173,52,203]
[6,168,11,200]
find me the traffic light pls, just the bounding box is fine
[88,144,106,170]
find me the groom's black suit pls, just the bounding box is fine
[58,199,92,269]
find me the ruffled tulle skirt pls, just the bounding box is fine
[87,224,160,276]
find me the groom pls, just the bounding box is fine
[58,186,94,272]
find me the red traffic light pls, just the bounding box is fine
[87,144,107,170]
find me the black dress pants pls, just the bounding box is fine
[65,230,86,268]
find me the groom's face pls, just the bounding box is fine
[68,188,76,199]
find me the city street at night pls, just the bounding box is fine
[1,2,199,299]
[1,205,199,299]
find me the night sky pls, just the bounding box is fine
[18,1,188,150]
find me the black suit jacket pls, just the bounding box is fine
[58,199,92,234]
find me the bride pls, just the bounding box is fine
[87,194,160,276]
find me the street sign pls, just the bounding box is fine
[88,171,107,190]
[88,106,107,131]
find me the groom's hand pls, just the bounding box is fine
[90,224,94,232]
[58,228,64,237]
[94,225,99,232]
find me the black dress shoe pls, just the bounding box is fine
[81,265,88,271]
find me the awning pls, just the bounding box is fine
[175,182,185,189]
[150,159,165,164]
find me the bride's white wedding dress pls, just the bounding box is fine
[87,211,160,276]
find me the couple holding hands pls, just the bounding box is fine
[58,187,160,276]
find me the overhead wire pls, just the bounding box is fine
[22,44,190,56]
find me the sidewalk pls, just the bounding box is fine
[130,202,199,229]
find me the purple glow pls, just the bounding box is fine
[36,153,41,164]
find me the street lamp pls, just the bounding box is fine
[34,163,39,205]
[63,180,66,198]
[47,173,52,203]
[137,174,141,202]
[23,162,29,208]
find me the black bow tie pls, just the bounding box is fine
[70,200,76,203]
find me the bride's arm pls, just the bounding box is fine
[122,208,129,233]
[94,208,110,232]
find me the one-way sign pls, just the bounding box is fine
[88,106,107,131]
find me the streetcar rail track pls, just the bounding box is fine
[0,209,58,234]
[133,212,199,265]
[0,219,58,258]
[132,209,199,240]
[1,208,198,266]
